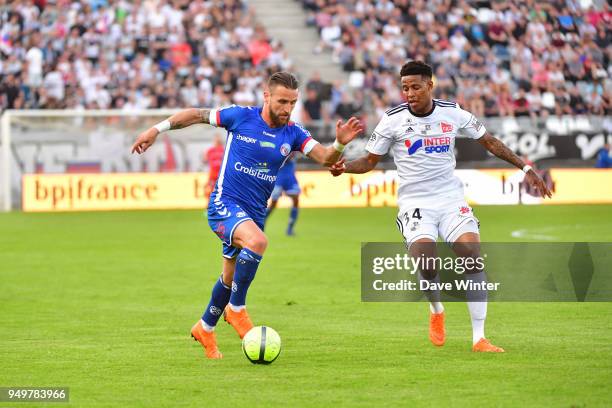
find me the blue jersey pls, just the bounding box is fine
[208,105,318,219]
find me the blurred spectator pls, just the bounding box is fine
[513,88,530,117]
[334,92,361,121]
[596,144,611,168]
[302,88,323,125]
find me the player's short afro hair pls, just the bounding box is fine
[268,71,299,90]
[400,61,433,79]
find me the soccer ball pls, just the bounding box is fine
[242,326,281,364]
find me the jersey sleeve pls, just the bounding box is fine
[208,105,246,131]
[366,113,394,155]
[292,122,319,155]
[456,106,486,139]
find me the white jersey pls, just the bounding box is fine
[366,99,486,212]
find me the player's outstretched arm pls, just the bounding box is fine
[131,108,212,154]
[329,153,382,177]
[306,117,364,166]
[478,132,552,198]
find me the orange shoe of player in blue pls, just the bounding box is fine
[223,306,253,339]
[472,338,505,353]
[190,321,222,359]
[429,312,446,346]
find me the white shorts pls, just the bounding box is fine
[395,201,480,248]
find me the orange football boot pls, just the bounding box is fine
[190,321,222,359]
[223,306,253,339]
[429,312,446,346]
[472,338,505,353]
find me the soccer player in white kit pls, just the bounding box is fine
[331,61,552,352]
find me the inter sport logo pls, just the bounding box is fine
[405,136,452,155]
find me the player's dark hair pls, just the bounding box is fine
[400,61,433,79]
[268,71,299,90]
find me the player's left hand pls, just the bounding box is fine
[329,158,346,177]
[524,170,553,198]
[335,117,364,145]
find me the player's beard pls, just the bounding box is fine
[268,106,290,127]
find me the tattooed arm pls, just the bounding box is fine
[478,132,552,198]
[131,108,211,154]
[477,132,525,169]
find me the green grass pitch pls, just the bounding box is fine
[1,205,611,407]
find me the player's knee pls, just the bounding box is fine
[244,234,268,254]
[419,268,438,280]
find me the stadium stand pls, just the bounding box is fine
[0,0,292,111]
[0,0,609,163]
[300,0,610,118]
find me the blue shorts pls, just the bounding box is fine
[270,174,300,201]
[207,199,264,259]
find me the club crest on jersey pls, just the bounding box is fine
[420,124,432,135]
[280,143,291,156]
[460,206,471,214]
[405,136,451,155]
[441,122,453,133]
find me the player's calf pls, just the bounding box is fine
[224,247,261,338]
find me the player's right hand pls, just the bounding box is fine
[329,158,346,177]
[524,170,553,198]
[131,128,159,154]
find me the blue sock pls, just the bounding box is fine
[201,276,231,327]
[229,248,262,307]
[287,207,299,233]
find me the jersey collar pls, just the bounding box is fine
[407,100,436,117]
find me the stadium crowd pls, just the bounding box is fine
[1,0,610,124]
[302,0,611,119]
[0,0,292,111]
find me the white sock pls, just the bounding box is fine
[229,303,245,312]
[467,301,487,344]
[200,320,214,333]
[465,271,488,344]
[429,302,445,314]
[418,271,444,314]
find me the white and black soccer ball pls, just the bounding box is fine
[242,326,281,364]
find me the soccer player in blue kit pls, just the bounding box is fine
[266,152,301,236]
[132,72,363,359]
